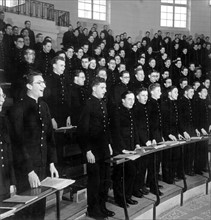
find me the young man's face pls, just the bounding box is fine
[122,93,135,109]
[37,34,43,43]
[98,58,106,67]
[109,49,115,57]
[120,72,130,85]
[24,50,35,63]
[81,58,89,69]
[203,80,210,89]
[66,48,74,59]
[118,64,126,73]
[115,56,121,65]
[164,79,172,88]
[77,49,84,59]
[151,87,162,100]
[75,72,85,86]
[5,26,12,35]
[162,71,169,79]
[53,60,65,75]
[13,27,19,35]
[186,89,194,99]
[89,59,97,69]
[199,88,208,100]
[149,72,157,83]
[169,88,178,100]
[189,64,195,71]
[195,69,202,78]
[25,21,31,29]
[15,37,24,49]
[97,70,107,81]
[43,42,52,53]
[28,75,46,99]
[136,91,148,105]
[182,68,188,76]
[193,82,201,91]
[135,70,145,82]
[83,44,89,53]
[108,60,116,71]
[149,59,156,68]
[180,81,188,89]
[93,82,107,99]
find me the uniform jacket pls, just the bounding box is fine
[0,114,15,201]
[77,95,111,160]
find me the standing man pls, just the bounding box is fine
[9,70,58,220]
[22,20,35,48]
[77,77,115,219]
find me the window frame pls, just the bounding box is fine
[78,0,108,23]
[160,0,188,29]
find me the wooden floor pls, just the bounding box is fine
[45,172,210,220]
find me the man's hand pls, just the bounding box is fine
[146,140,152,146]
[86,151,95,163]
[66,116,71,127]
[178,134,185,140]
[51,118,58,129]
[50,163,59,178]
[10,185,16,197]
[152,139,157,145]
[108,144,113,156]
[201,128,208,136]
[169,134,177,141]
[28,171,41,188]
[183,131,190,140]
[195,129,201,137]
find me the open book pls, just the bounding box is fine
[3,195,38,204]
[0,207,16,219]
[41,177,75,190]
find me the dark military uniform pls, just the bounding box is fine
[35,49,55,78]
[161,98,182,183]
[0,114,15,202]
[9,95,57,220]
[133,102,150,192]
[178,96,195,174]
[70,82,87,126]
[194,97,210,173]
[147,98,163,192]
[45,72,71,127]
[77,95,111,214]
[110,104,139,203]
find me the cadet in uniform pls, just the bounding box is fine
[77,77,115,219]
[9,70,58,220]
[0,87,16,202]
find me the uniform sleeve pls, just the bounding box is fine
[77,102,92,153]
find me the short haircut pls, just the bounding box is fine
[96,67,107,75]
[164,77,172,83]
[63,45,74,52]
[55,50,66,57]
[120,70,129,77]
[36,33,43,38]
[136,87,148,96]
[5,24,12,29]
[74,69,84,78]
[197,85,207,93]
[81,54,89,60]
[24,20,30,25]
[148,83,160,93]
[14,35,23,42]
[91,77,106,88]
[179,77,188,84]
[26,70,42,84]
[135,67,143,75]
[23,48,35,56]
[167,86,177,94]
[43,39,52,46]
[184,85,193,92]
[12,26,18,30]
[51,56,65,65]
[121,90,134,100]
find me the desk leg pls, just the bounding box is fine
[154,153,160,207]
[56,191,60,220]
[122,162,129,220]
[206,146,211,195]
[180,146,187,206]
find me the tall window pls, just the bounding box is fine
[78,0,107,21]
[160,0,188,28]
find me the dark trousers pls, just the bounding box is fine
[134,155,149,191]
[194,140,208,172]
[147,154,159,191]
[184,143,195,173]
[113,160,136,200]
[87,160,111,212]
[14,166,47,220]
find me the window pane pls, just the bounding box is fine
[78,2,84,10]
[100,13,106,20]
[161,0,173,3]
[85,10,92,18]
[93,4,99,12]
[161,12,167,19]
[99,5,105,13]
[167,20,173,26]
[175,0,187,5]
[85,3,92,10]
[93,12,99,20]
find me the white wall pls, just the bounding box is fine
[4,0,211,49]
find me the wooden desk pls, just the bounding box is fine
[0,186,61,220]
[108,136,211,220]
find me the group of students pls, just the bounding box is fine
[0,17,211,220]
